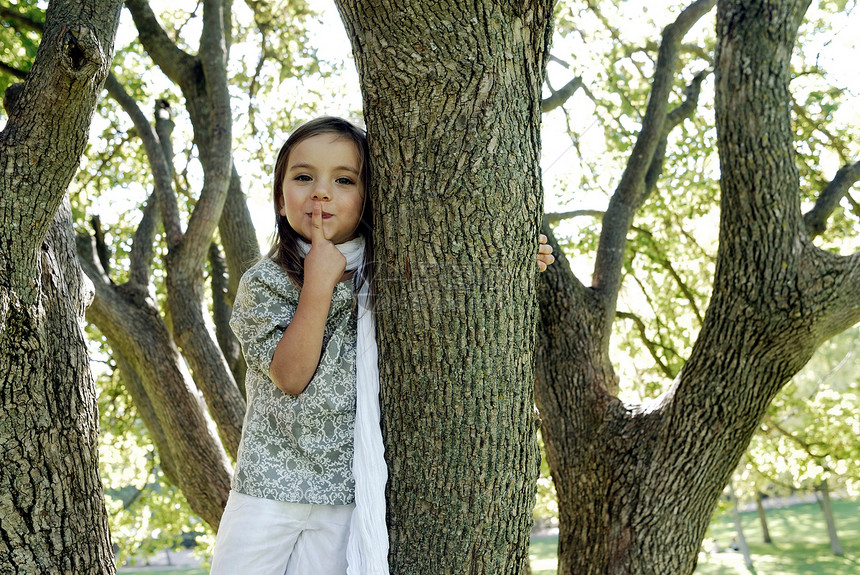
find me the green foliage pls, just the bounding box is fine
[0,0,42,95]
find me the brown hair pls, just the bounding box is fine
[268,116,373,292]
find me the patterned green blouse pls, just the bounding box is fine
[229,257,357,505]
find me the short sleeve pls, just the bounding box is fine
[230,260,300,376]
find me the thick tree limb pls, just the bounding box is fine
[112,348,180,486]
[104,73,183,247]
[102,69,245,455]
[592,0,715,314]
[803,160,860,238]
[78,234,233,528]
[104,5,245,457]
[219,164,262,297]
[124,0,196,83]
[182,0,232,269]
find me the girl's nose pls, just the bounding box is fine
[312,183,331,201]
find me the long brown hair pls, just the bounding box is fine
[268,116,373,293]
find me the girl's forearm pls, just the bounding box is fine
[268,284,334,395]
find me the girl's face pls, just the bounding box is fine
[279,133,365,245]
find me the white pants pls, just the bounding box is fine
[210,490,354,575]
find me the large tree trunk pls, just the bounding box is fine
[0,1,122,573]
[536,0,860,573]
[335,2,553,573]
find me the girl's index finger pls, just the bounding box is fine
[311,201,325,243]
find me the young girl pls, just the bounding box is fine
[210,116,554,575]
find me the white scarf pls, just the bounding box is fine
[298,237,389,574]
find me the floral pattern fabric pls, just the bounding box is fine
[229,257,357,505]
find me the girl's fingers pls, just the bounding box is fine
[311,201,325,243]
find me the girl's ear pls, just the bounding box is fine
[277,193,286,216]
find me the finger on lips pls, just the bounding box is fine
[311,201,324,242]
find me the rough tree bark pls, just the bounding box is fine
[536,0,860,573]
[335,2,553,573]
[0,1,122,573]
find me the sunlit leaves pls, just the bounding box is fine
[0,0,42,95]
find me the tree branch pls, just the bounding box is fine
[634,226,705,325]
[209,241,245,394]
[103,73,184,248]
[803,160,860,238]
[127,191,160,290]
[181,0,233,269]
[645,69,709,194]
[763,415,830,461]
[90,215,112,279]
[0,6,44,32]
[219,164,262,297]
[616,311,674,378]
[545,209,605,224]
[112,350,180,486]
[78,235,233,528]
[0,61,28,80]
[592,0,716,318]
[542,75,584,113]
[124,0,196,83]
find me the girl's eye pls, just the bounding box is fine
[295,174,312,182]
[336,177,356,186]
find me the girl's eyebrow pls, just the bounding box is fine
[288,162,359,175]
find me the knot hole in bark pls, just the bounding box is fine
[60,24,104,78]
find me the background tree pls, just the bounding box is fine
[536,0,860,572]
[0,0,122,572]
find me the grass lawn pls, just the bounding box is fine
[528,498,860,574]
[115,499,858,574]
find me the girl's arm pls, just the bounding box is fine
[269,203,346,395]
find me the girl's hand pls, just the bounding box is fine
[538,234,555,272]
[304,201,347,290]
